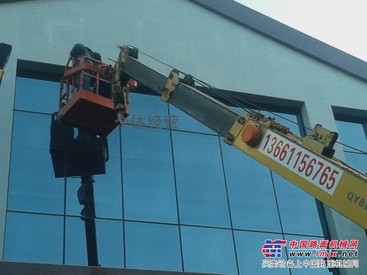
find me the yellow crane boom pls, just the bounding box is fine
[226,113,367,229]
[116,45,367,230]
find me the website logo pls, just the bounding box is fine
[262,239,287,258]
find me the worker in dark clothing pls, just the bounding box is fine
[69,44,98,140]
[70,43,112,98]
[70,43,94,64]
[70,43,94,91]
[88,51,113,99]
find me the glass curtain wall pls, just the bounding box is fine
[335,120,367,174]
[3,76,329,275]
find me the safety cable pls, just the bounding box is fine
[192,75,302,127]
[137,49,367,156]
[139,49,305,128]
[192,75,367,156]
[340,144,367,155]
[139,49,256,114]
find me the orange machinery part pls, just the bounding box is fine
[59,89,118,137]
[241,124,260,147]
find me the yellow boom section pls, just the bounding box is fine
[0,69,4,83]
[226,114,367,230]
[117,46,367,229]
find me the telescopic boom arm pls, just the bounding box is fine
[116,45,367,230]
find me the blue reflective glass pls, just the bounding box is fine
[65,217,88,266]
[234,230,289,274]
[66,178,83,217]
[95,219,124,268]
[125,222,181,271]
[127,93,169,129]
[169,105,216,134]
[273,173,324,236]
[122,126,178,223]
[284,234,331,275]
[94,129,122,219]
[4,212,63,264]
[66,129,122,219]
[15,77,59,114]
[335,120,367,173]
[221,144,282,232]
[172,131,230,228]
[65,217,124,268]
[8,111,64,214]
[181,226,237,274]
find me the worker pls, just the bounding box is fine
[69,43,95,91]
[89,50,113,99]
[70,43,99,140]
[70,43,112,98]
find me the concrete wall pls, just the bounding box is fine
[1,0,366,272]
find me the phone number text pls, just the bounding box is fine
[259,131,342,195]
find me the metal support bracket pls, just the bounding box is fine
[302,124,338,158]
[115,45,139,82]
[161,70,179,102]
[117,45,128,67]
[224,115,248,145]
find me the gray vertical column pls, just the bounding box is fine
[0,59,16,261]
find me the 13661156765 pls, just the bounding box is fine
[259,130,343,195]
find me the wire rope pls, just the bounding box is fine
[137,48,367,155]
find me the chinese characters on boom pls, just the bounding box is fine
[125,114,179,129]
[261,239,359,269]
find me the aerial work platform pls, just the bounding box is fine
[59,89,118,137]
[57,56,132,137]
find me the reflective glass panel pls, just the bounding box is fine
[65,217,124,268]
[8,111,64,214]
[4,212,63,264]
[66,129,122,219]
[66,177,83,217]
[335,120,367,173]
[284,234,332,275]
[93,129,123,219]
[221,144,282,232]
[122,126,178,223]
[181,226,237,274]
[273,173,324,236]
[172,131,230,228]
[14,77,59,114]
[95,219,124,268]
[125,222,181,271]
[65,217,88,266]
[234,230,289,274]
[126,93,169,129]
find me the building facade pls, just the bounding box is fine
[0,0,366,274]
